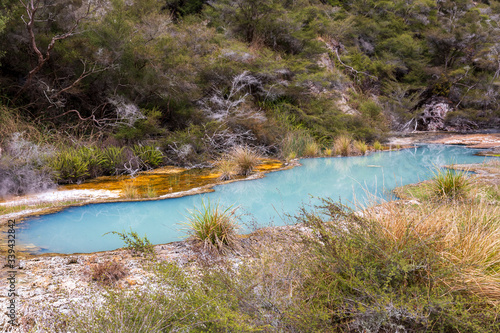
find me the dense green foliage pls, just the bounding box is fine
[0,0,499,195]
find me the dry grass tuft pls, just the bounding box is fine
[228,146,260,176]
[366,200,500,302]
[333,135,352,156]
[215,158,236,181]
[122,184,139,199]
[89,259,128,286]
[303,141,320,157]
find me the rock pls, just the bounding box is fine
[62,281,76,291]
[336,94,360,116]
[417,97,453,131]
[126,277,143,286]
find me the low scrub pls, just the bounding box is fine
[100,146,127,175]
[295,199,500,331]
[50,149,93,183]
[107,230,155,256]
[184,199,240,254]
[132,145,163,169]
[88,259,128,287]
[63,198,500,332]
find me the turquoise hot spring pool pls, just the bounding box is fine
[14,144,497,254]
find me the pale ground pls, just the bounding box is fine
[387,132,500,149]
[0,189,121,207]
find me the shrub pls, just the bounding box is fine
[78,147,104,178]
[324,148,333,156]
[50,150,90,183]
[184,199,239,254]
[106,230,155,256]
[100,146,126,175]
[64,262,265,332]
[296,198,500,331]
[281,131,315,158]
[354,140,368,155]
[430,167,470,199]
[373,140,383,151]
[89,259,128,286]
[333,135,352,156]
[359,100,382,119]
[132,144,163,169]
[303,141,320,157]
[228,146,260,176]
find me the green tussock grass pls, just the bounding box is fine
[354,140,368,155]
[183,199,240,254]
[430,167,471,199]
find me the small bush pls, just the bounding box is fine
[89,259,128,286]
[78,147,104,178]
[107,230,155,256]
[354,140,368,155]
[296,198,500,331]
[303,141,320,157]
[282,131,315,158]
[132,145,163,169]
[324,148,333,156]
[430,167,470,199]
[373,140,383,151]
[184,199,239,254]
[333,135,352,156]
[228,146,260,176]
[100,146,126,175]
[50,150,90,183]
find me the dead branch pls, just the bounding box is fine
[19,0,93,87]
[332,47,377,81]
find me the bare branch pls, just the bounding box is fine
[17,0,95,90]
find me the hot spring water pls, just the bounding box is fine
[15,145,495,254]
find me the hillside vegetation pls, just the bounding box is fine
[0,0,499,196]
